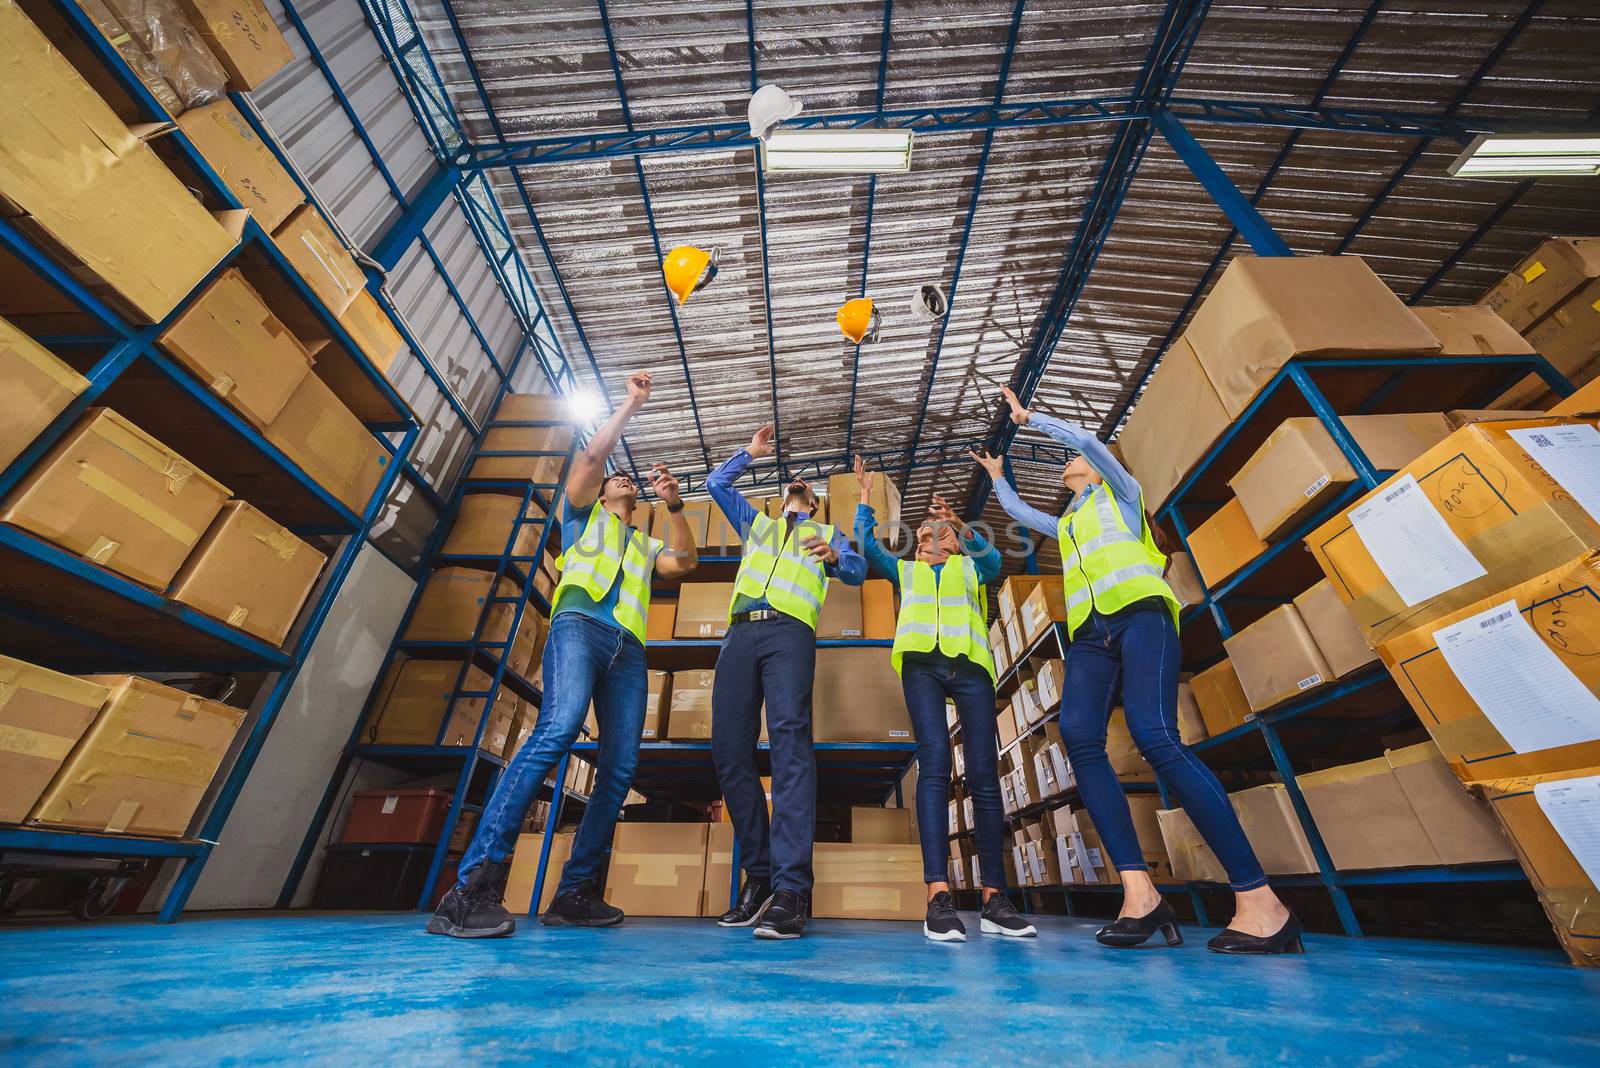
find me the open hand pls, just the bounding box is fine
[969,449,1004,479]
[854,454,875,503]
[1000,386,1030,426]
[648,462,681,505]
[928,493,957,525]
[748,422,776,459]
[627,371,653,404]
[801,534,839,565]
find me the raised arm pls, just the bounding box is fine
[852,456,901,586]
[704,424,768,538]
[1000,386,1142,505]
[649,463,699,580]
[567,372,651,508]
[969,449,1059,539]
[929,494,1002,584]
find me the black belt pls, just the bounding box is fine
[730,609,785,624]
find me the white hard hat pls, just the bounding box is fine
[909,283,948,323]
[749,84,802,141]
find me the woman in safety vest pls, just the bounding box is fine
[970,387,1303,955]
[853,457,1037,943]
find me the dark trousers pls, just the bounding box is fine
[902,652,1007,888]
[711,615,817,895]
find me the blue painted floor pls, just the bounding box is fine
[3,912,1598,1065]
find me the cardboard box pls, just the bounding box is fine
[1293,578,1378,679]
[1185,256,1441,418]
[167,500,325,645]
[157,268,314,429]
[1478,237,1600,333]
[1020,581,1068,645]
[1,408,230,588]
[0,2,236,322]
[175,99,301,232]
[646,601,676,642]
[816,579,864,639]
[1118,336,1234,510]
[1445,409,1551,428]
[673,582,733,639]
[1229,784,1318,875]
[337,290,407,377]
[1298,757,1441,871]
[861,578,896,639]
[603,823,708,917]
[0,656,107,823]
[989,619,1010,675]
[667,670,714,740]
[440,492,546,558]
[811,843,923,919]
[404,567,519,644]
[1524,274,1600,374]
[1105,709,1154,782]
[828,471,900,547]
[1124,794,1175,881]
[494,394,570,423]
[467,425,570,484]
[1307,418,1600,646]
[1229,413,1454,541]
[996,703,1020,749]
[650,500,708,555]
[1191,658,1252,738]
[1035,659,1065,713]
[1478,768,1600,967]
[998,575,1053,621]
[363,660,496,747]
[700,822,735,916]
[171,0,293,89]
[1175,681,1207,745]
[271,204,364,317]
[1223,604,1333,712]
[1378,553,1600,782]
[1550,374,1600,417]
[1003,611,1025,662]
[29,675,243,837]
[812,648,912,742]
[73,0,184,115]
[1385,742,1514,865]
[1413,305,1537,357]
[0,314,89,473]
[642,670,670,740]
[506,612,545,680]
[502,831,574,914]
[1157,806,1229,883]
[265,372,389,513]
[1186,498,1267,589]
[851,806,916,844]
[1166,551,1205,607]
[704,503,742,554]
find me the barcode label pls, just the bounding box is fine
[1382,481,1414,504]
[1304,474,1331,498]
[1297,674,1324,691]
[1479,609,1515,629]
[889,730,910,738]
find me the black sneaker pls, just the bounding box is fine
[541,879,625,927]
[753,889,806,940]
[923,890,966,943]
[718,877,774,928]
[979,892,1037,938]
[425,861,515,939]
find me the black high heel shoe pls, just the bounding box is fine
[1096,900,1183,948]
[1206,912,1305,955]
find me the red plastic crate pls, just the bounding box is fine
[340,788,453,845]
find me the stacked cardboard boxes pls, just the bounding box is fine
[1477,237,1600,406]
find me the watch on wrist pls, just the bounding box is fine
[666,499,685,514]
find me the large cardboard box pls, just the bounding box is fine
[861,578,896,639]
[1478,237,1600,333]
[1385,742,1514,865]
[851,806,916,844]
[467,425,570,484]
[1378,553,1600,783]
[1307,418,1600,647]
[1166,551,1205,608]
[363,660,494,747]
[700,822,735,917]
[494,393,570,423]
[168,500,325,645]
[1230,783,1318,875]
[816,579,864,639]
[0,314,88,473]
[440,492,546,558]
[1,408,230,588]
[1020,581,1069,645]
[158,268,314,429]
[265,372,389,513]
[642,670,670,740]
[271,204,364,317]
[646,601,676,642]
[1526,277,1600,375]
[1105,709,1154,783]
[1191,658,1252,738]
[1222,604,1332,712]
[1298,757,1441,871]
[0,656,107,823]
[1293,578,1378,679]
[0,2,236,322]
[667,670,714,740]
[1124,794,1175,881]
[828,471,901,547]
[603,823,709,917]
[1175,681,1207,745]
[503,831,573,915]
[998,575,1050,620]
[1156,806,1229,883]
[673,582,733,639]
[1413,305,1537,357]
[656,500,711,554]
[337,290,407,377]
[812,648,912,742]
[1479,769,1600,967]
[29,675,243,837]
[506,612,545,680]
[1229,414,1454,541]
[171,0,293,88]
[704,503,742,554]
[1118,336,1233,511]
[811,843,923,920]
[1550,372,1600,417]
[1186,498,1267,589]
[404,567,519,644]
[175,100,301,232]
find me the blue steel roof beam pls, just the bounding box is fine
[595,0,713,471]
[1095,0,1385,439]
[895,0,1028,501]
[963,0,1213,520]
[745,0,784,471]
[844,0,895,462]
[1331,0,1549,258]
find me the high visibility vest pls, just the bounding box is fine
[891,556,995,682]
[554,503,663,646]
[729,512,833,630]
[1056,482,1179,639]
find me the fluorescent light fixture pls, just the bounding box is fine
[763,129,913,173]
[1447,133,1600,177]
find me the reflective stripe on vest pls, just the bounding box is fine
[891,556,995,682]
[1056,483,1178,639]
[728,512,832,629]
[553,504,661,646]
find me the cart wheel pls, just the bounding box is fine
[73,877,124,921]
[0,878,27,919]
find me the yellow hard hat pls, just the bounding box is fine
[662,245,718,305]
[837,297,879,345]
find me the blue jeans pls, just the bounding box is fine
[458,612,647,896]
[1060,601,1268,891]
[902,652,1006,888]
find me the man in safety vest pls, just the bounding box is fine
[428,372,700,939]
[707,423,867,939]
[853,461,1037,943]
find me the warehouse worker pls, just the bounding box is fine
[707,423,867,940]
[970,386,1303,955]
[428,372,699,938]
[853,460,1036,943]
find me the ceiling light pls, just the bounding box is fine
[1447,133,1600,177]
[763,129,913,173]
[567,389,606,425]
